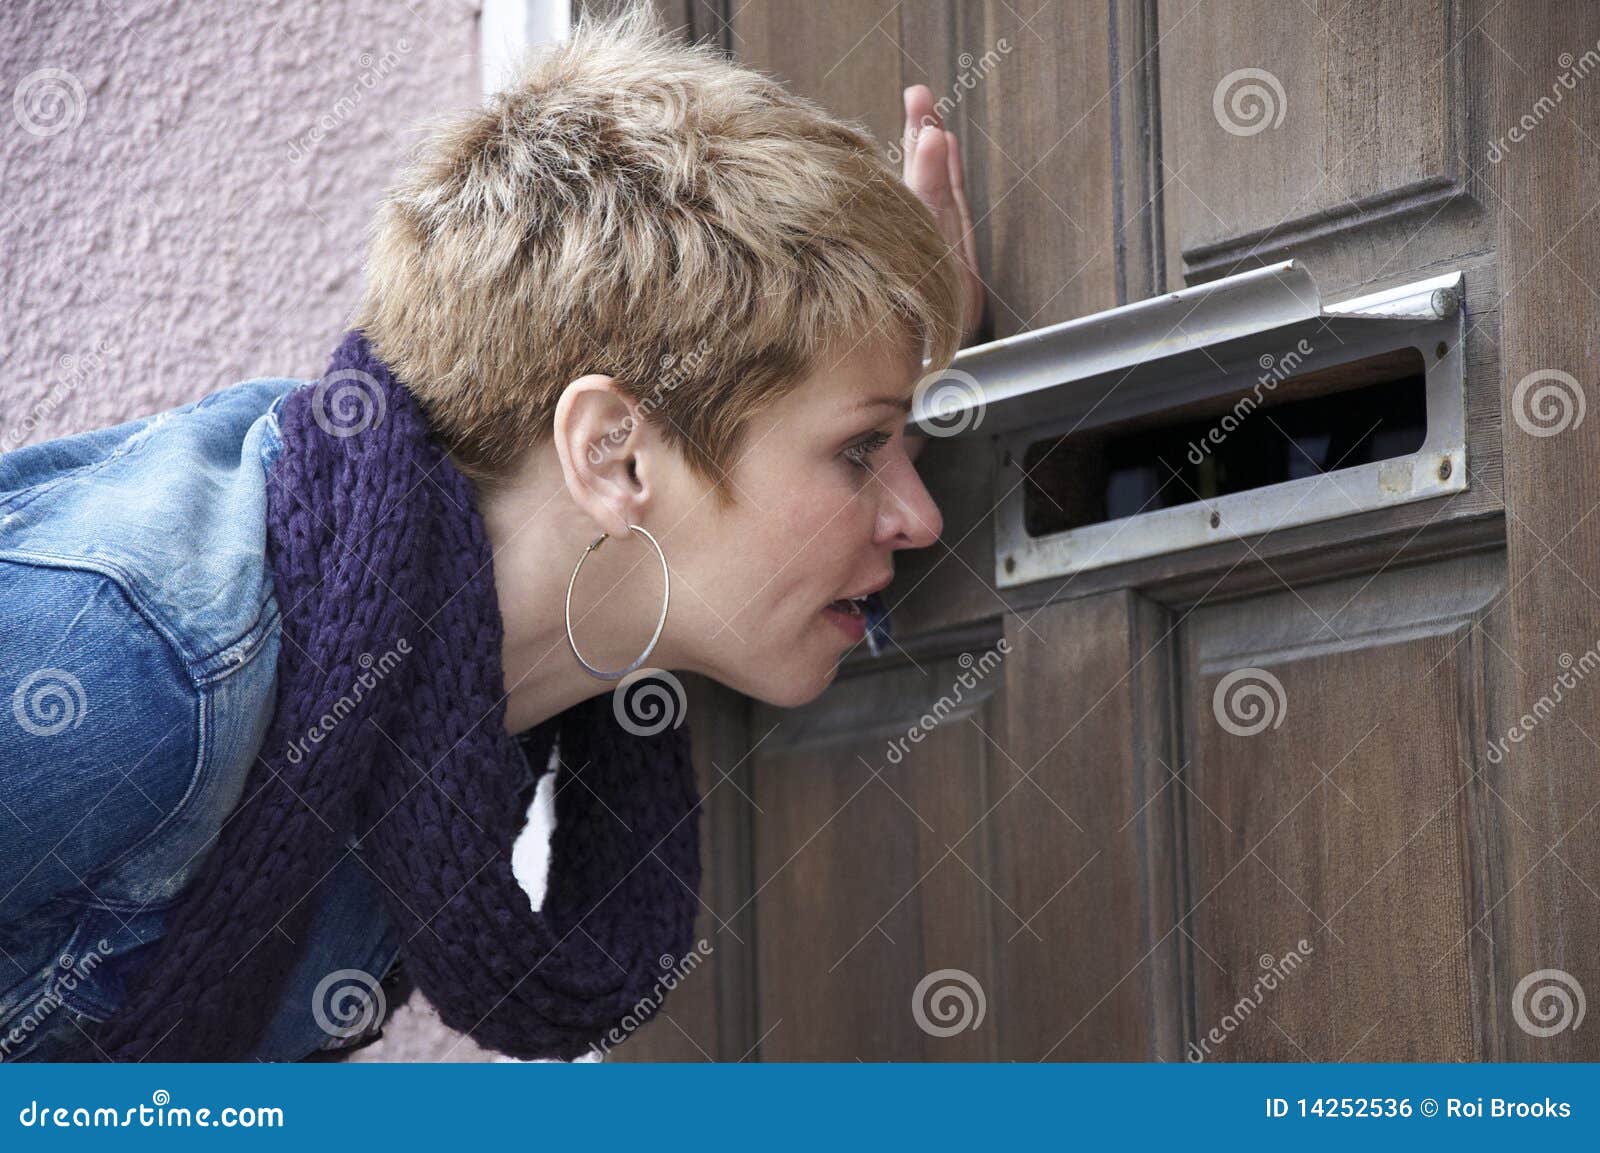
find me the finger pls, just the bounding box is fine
[943,129,969,205]
[903,85,939,138]
[944,129,979,259]
[901,85,936,178]
[908,119,951,208]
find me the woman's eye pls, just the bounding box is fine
[842,431,892,471]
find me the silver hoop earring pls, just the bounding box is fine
[564,523,670,681]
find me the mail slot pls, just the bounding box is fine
[908,262,1467,587]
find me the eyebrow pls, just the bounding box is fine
[856,394,913,415]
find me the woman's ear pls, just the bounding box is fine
[552,374,649,538]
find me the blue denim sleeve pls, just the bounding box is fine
[0,559,198,926]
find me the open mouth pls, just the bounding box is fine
[823,595,870,642]
[825,596,869,618]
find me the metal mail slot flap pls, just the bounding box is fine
[906,262,1466,588]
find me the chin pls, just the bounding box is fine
[738,656,840,709]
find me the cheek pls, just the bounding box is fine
[771,479,874,575]
[704,458,876,612]
[680,501,811,618]
[717,486,850,606]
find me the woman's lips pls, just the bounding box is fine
[822,599,867,642]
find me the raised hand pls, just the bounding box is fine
[900,84,985,347]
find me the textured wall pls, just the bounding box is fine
[2,0,509,1062]
[1,0,480,449]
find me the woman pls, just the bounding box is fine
[0,7,982,1062]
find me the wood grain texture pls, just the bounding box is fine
[748,645,1007,1059]
[988,592,1185,1059]
[1478,0,1600,1062]
[1157,0,1465,277]
[1182,553,1504,1060]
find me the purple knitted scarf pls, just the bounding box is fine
[89,331,703,1061]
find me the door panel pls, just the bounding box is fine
[990,593,1184,1060]
[1183,552,1504,1060]
[1158,0,1465,278]
[750,642,1006,1060]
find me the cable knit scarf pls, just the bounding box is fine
[89,331,703,1061]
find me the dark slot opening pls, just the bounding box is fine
[1021,348,1429,538]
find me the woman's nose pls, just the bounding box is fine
[876,455,944,548]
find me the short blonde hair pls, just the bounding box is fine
[355,3,964,503]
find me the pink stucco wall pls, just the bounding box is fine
[2,0,481,450]
[2,0,512,1061]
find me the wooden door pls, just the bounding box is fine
[611,0,1600,1062]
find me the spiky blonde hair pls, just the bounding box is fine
[355,3,965,503]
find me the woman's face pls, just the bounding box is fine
[667,339,944,706]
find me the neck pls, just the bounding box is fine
[473,451,674,735]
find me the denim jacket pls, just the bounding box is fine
[0,377,404,1062]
